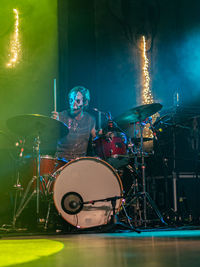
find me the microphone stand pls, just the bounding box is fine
[82,196,140,233]
[92,108,106,130]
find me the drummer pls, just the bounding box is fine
[52,86,96,161]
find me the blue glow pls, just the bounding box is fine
[179,30,200,85]
[102,230,200,238]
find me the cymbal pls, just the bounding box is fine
[114,103,163,125]
[6,114,69,138]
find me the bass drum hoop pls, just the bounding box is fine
[53,157,123,229]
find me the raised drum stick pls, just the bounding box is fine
[98,111,102,130]
[54,78,57,112]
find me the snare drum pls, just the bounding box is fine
[93,132,127,159]
[53,157,123,229]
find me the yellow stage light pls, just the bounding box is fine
[141,36,153,105]
[0,239,64,266]
[7,8,21,68]
[140,36,159,138]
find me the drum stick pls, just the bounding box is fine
[98,111,102,129]
[54,78,57,112]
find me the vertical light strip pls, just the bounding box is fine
[7,8,20,68]
[141,36,158,138]
[141,36,153,105]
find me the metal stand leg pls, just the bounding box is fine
[109,198,140,233]
[141,156,147,226]
[127,191,167,226]
[44,201,51,230]
[172,171,178,212]
[12,176,37,228]
[35,135,41,219]
[121,202,134,229]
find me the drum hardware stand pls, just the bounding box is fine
[172,123,178,213]
[108,197,140,233]
[113,120,142,225]
[12,135,44,229]
[124,162,143,225]
[10,138,27,229]
[83,196,140,233]
[12,171,24,227]
[125,121,167,227]
[43,168,70,231]
[44,201,52,230]
[43,175,58,230]
[43,168,68,231]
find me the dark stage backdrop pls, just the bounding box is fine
[58,0,200,119]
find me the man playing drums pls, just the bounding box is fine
[52,86,96,161]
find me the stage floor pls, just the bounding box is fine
[1,228,200,266]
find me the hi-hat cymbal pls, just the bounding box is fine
[114,103,162,126]
[6,114,69,138]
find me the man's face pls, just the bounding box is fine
[69,91,84,114]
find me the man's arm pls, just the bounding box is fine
[91,126,96,138]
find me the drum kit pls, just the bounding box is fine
[3,103,167,232]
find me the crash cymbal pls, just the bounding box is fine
[114,103,163,125]
[6,114,69,138]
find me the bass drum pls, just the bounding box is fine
[53,157,123,229]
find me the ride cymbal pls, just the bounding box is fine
[114,103,163,126]
[6,114,69,139]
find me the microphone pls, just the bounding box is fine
[92,108,106,115]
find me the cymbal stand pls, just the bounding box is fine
[12,139,25,227]
[12,135,41,228]
[35,135,41,216]
[126,122,167,227]
[126,134,140,202]
[139,123,147,223]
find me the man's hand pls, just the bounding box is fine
[91,128,103,138]
[51,111,59,120]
